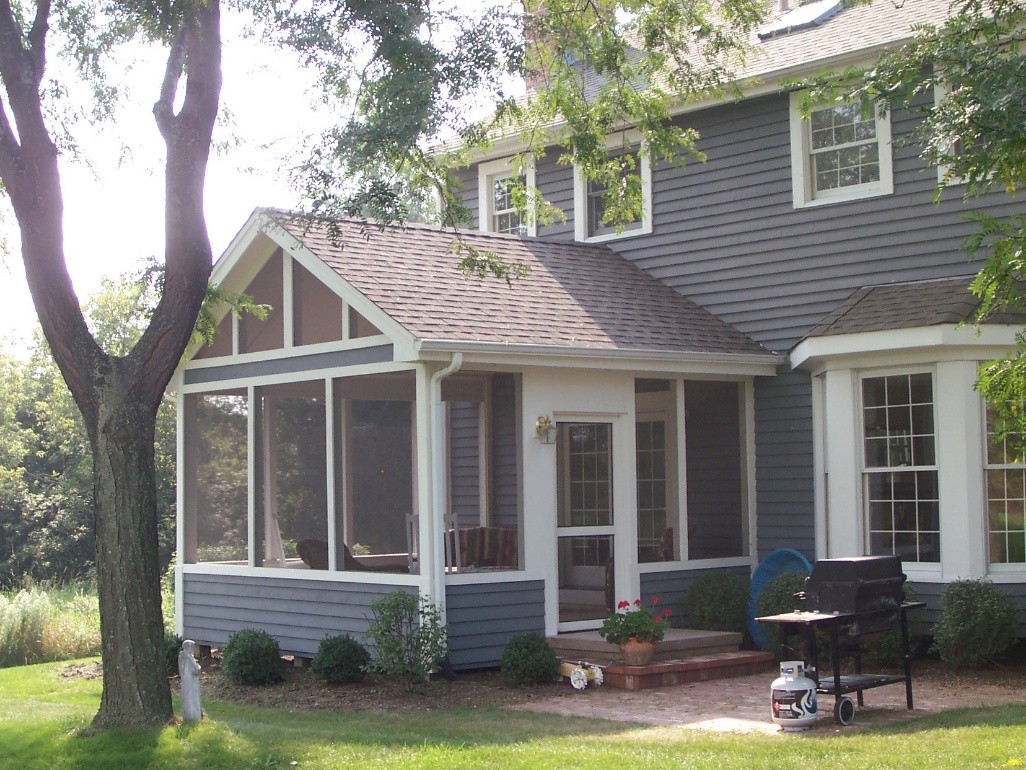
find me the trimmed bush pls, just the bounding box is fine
[683,571,750,633]
[932,579,1017,668]
[220,628,285,685]
[366,591,448,688]
[163,631,184,677]
[500,632,560,685]
[311,634,371,684]
[754,571,809,654]
[860,584,924,668]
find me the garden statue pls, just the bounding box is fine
[178,639,203,722]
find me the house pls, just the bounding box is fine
[174,0,1026,665]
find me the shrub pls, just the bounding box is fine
[220,628,285,685]
[311,634,370,684]
[163,631,184,677]
[366,591,447,689]
[860,584,924,668]
[683,572,750,633]
[500,632,560,685]
[754,571,809,654]
[932,579,1017,668]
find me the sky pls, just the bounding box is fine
[0,20,330,346]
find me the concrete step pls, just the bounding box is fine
[547,628,743,665]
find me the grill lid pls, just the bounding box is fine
[803,555,906,618]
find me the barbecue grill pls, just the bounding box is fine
[756,556,924,726]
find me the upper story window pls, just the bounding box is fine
[478,156,535,237]
[985,404,1026,564]
[861,372,939,563]
[573,133,653,243]
[789,93,893,208]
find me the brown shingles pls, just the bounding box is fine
[272,212,769,357]
[807,277,1026,338]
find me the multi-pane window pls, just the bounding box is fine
[490,175,527,235]
[790,92,892,207]
[862,373,940,563]
[586,149,643,238]
[809,103,880,193]
[986,405,1026,563]
[564,423,612,528]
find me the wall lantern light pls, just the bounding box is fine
[535,415,557,445]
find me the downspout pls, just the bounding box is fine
[427,352,463,624]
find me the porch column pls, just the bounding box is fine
[414,365,439,609]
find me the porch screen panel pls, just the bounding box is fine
[862,373,939,563]
[557,423,612,528]
[186,391,249,564]
[684,381,746,559]
[350,400,413,556]
[255,383,328,569]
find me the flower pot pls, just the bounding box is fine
[619,637,656,666]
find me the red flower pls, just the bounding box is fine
[664,608,673,617]
[633,599,642,606]
[651,595,659,605]
[654,615,663,622]
[617,600,629,610]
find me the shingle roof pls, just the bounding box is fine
[743,0,951,81]
[806,277,1026,338]
[270,211,770,358]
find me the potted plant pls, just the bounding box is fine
[599,597,670,666]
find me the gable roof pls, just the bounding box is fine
[805,276,1026,339]
[265,210,772,361]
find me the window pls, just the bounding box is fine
[985,404,1026,564]
[573,134,652,242]
[478,156,536,236]
[862,373,940,563]
[789,93,893,207]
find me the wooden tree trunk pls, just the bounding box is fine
[91,380,171,728]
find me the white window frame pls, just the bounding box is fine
[478,156,536,237]
[933,83,969,187]
[573,130,653,243]
[789,92,893,208]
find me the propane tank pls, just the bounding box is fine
[770,660,818,730]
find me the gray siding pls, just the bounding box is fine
[182,572,413,656]
[446,580,545,668]
[490,373,519,529]
[641,566,750,629]
[754,368,815,561]
[449,402,481,529]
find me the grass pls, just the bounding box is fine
[0,585,100,667]
[0,660,1024,770]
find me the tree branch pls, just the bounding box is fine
[133,0,222,407]
[27,0,49,85]
[153,30,186,140]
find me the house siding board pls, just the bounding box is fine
[640,567,750,628]
[445,580,545,668]
[754,369,815,560]
[182,572,412,656]
[449,402,481,529]
[183,345,394,385]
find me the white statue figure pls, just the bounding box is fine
[178,639,203,723]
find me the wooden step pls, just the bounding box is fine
[547,628,743,665]
[602,650,777,691]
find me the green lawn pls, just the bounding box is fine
[0,660,1024,770]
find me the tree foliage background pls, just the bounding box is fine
[0,276,177,588]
